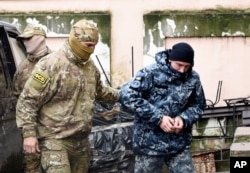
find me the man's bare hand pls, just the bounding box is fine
[100,104,120,121]
[23,136,40,154]
[172,116,184,134]
[159,115,175,133]
[160,116,184,134]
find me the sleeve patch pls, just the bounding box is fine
[32,72,48,84]
[130,77,142,89]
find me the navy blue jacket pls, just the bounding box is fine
[119,50,206,156]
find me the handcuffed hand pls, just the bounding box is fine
[172,116,184,134]
[160,115,184,134]
[160,115,175,133]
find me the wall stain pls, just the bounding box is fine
[143,10,250,54]
[0,12,111,46]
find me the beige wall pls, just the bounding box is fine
[1,0,250,106]
[164,37,250,106]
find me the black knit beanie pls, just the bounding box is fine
[169,42,194,64]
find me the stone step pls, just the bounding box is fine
[230,142,250,156]
[233,127,250,143]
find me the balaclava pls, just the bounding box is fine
[69,19,99,62]
[18,24,49,61]
[23,35,46,55]
[169,42,194,65]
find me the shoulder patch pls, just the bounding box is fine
[32,72,48,84]
[130,77,142,89]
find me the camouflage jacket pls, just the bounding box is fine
[119,50,206,156]
[13,46,52,97]
[16,41,119,139]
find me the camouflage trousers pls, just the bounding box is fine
[39,136,90,173]
[23,153,42,173]
[134,147,195,173]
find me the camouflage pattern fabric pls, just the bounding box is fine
[13,35,51,173]
[69,19,98,62]
[134,147,195,173]
[16,40,118,139]
[72,19,99,43]
[40,137,90,173]
[16,40,118,172]
[119,50,206,170]
[18,24,46,39]
[13,46,51,97]
[23,153,42,173]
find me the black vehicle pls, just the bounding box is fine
[0,21,26,173]
[0,21,134,173]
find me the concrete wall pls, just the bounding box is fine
[162,37,250,107]
[1,0,250,106]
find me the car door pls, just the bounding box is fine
[0,22,24,173]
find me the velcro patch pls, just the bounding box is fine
[32,72,48,84]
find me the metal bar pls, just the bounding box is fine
[95,55,111,87]
[131,46,134,77]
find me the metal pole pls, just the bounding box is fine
[131,46,134,77]
[95,55,111,87]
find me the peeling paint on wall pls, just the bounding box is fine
[143,10,250,61]
[144,11,250,38]
[0,12,112,85]
[0,12,111,44]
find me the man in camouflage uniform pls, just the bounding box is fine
[13,24,52,173]
[16,19,119,173]
[119,42,206,173]
[13,24,52,97]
